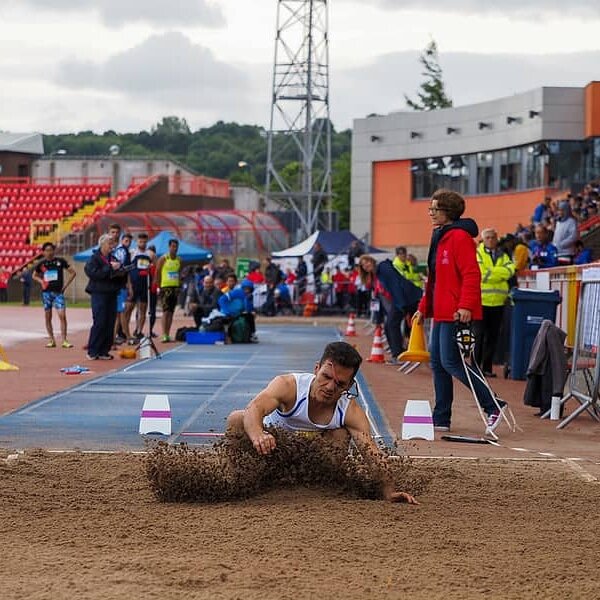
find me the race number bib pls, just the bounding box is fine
[44,270,58,282]
[136,257,150,270]
[166,271,179,281]
[370,299,380,313]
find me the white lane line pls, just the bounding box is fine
[561,458,599,483]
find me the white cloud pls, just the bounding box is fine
[56,32,248,107]
[15,0,224,28]
[363,0,600,18]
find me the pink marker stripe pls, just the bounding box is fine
[141,410,171,418]
[403,416,433,424]
[180,432,225,437]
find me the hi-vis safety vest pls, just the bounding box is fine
[393,257,423,289]
[476,243,515,307]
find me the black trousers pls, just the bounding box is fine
[474,305,505,373]
[88,292,118,357]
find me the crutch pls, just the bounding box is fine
[454,322,518,439]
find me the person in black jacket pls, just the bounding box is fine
[84,233,128,360]
[312,242,328,294]
[187,275,222,327]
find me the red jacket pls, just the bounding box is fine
[418,223,482,322]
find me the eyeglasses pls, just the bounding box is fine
[428,206,445,214]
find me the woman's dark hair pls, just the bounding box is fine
[431,189,465,221]
[319,342,363,377]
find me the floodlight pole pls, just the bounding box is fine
[265,0,332,240]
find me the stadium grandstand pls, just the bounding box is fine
[351,81,600,255]
[0,135,288,284]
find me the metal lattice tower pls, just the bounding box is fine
[265,0,332,239]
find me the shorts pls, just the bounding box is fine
[116,288,128,313]
[161,287,179,313]
[42,291,65,311]
[130,281,149,304]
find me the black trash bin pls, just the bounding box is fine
[509,288,561,380]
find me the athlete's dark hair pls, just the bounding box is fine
[42,242,55,251]
[319,342,363,377]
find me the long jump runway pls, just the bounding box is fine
[0,326,392,450]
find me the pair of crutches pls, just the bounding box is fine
[454,322,518,439]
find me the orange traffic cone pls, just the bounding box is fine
[344,313,357,337]
[367,325,386,363]
[398,320,430,362]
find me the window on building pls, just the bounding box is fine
[500,148,521,191]
[526,145,548,188]
[477,153,493,194]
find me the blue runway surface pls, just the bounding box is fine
[0,326,393,450]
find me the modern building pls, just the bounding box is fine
[0,132,43,178]
[351,82,600,249]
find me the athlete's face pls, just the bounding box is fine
[312,360,355,405]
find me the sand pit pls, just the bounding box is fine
[1,449,599,600]
[145,431,424,503]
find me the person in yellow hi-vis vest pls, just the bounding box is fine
[474,228,515,377]
[154,238,182,343]
[392,246,423,289]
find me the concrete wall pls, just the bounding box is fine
[32,157,196,194]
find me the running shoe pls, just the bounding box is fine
[86,353,98,360]
[485,403,507,434]
[46,340,56,348]
[61,340,73,349]
[161,335,171,343]
[98,354,114,360]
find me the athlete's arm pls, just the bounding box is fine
[154,256,165,289]
[344,400,418,504]
[243,374,296,455]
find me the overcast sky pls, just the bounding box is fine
[2,0,600,134]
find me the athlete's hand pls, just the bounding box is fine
[388,491,419,504]
[252,431,276,455]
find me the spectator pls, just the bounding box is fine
[474,228,515,377]
[214,259,234,280]
[218,279,258,342]
[246,262,265,285]
[553,201,579,264]
[332,265,349,310]
[263,257,283,317]
[530,225,559,269]
[295,256,308,297]
[0,266,9,302]
[223,273,238,293]
[113,232,133,344]
[188,275,222,327]
[347,239,365,268]
[573,240,593,265]
[147,245,158,338]
[405,254,424,289]
[19,268,33,305]
[532,196,552,226]
[84,233,127,360]
[311,242,328,294]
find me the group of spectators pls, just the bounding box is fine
[504,188,598,271]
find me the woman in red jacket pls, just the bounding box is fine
[413,189,506,434]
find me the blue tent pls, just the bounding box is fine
[73,231,213,262]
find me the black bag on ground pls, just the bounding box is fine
[229,315,252,343]
[175,326,197,341]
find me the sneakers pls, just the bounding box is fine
[46,340,56,348]
[114,335,126,345]
[98,354,114,360]
[434,425,450,432]
[161,335,171,343]
[486,402,507,434]
[86,353,98,360]
[61,340,73,349]
[250,334,259,343]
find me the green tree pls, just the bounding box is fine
[404,39,453,111]
[331,152,351,229]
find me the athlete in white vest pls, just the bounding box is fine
[226,341,417,504]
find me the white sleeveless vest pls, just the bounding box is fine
[264,373,351,431]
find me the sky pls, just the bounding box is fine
[2,0,600,135]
